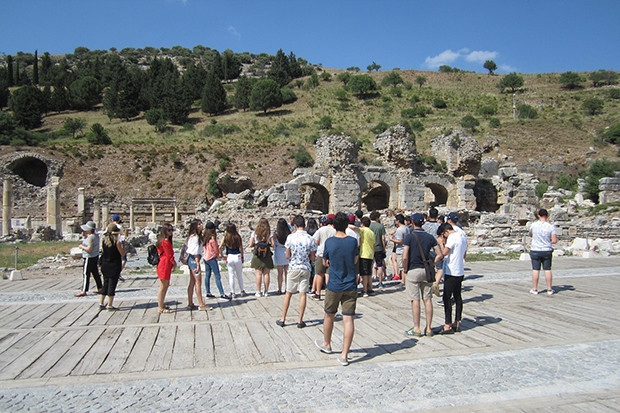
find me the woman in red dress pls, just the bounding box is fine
[156,223,176,313]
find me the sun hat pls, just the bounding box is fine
[81,221,97,232]
[106,223,121,234]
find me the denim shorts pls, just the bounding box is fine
[187,254,202,272]
[530,250,552,271]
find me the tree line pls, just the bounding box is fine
[0,46,315,138]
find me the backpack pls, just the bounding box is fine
[254,241,270,258]
[179,243,189,265]
[147,244,160,266]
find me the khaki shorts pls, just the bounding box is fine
[286,268,310,293]
[406,268,432,301]
[315,257,329,275]
[324,289,357,316]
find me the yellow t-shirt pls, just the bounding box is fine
[359,227,376,260]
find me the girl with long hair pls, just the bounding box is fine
[202,221,230,300]
[221,223,246,298]
[249,218,275,297]
[156,223,176,313]
[186,219,211,311]
[99,223,125,311]
[273,218,291,295]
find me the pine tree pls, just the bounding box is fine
[201,70,227,115]
[6,56,14,87]
[33,50,39,85]
[233,75,254,112]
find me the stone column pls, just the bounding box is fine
[3,179,11,237]
[174,204,178,226]
[101,203,110,227]
[129,204,135,230]
[93,200,101,228]
[46,177,61,236]
[151,203,156,223]
[77,187,85,220]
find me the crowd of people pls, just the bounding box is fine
[73,207,558,366]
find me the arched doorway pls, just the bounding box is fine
[474,179,499,212]
[362,181,389,211]
[7,157,48,187]
[299,184,330,213]
[424,183,449,207]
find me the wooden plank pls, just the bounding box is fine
[0,331,46,372]
[170,323,196,370]
[71,328,122,376]
[120,327,159,374]
[211,322,237,367]
[194,323,215,369]
[17,329,83,379]
[144,326,176,371]
[2,304,50,329]
[97,327,142,374]
[35,303,83,328]
[228,321,260,365]
[0,330,63,380]
[44,328,104,378]
[17,304,66,329]
[245,320,283,363]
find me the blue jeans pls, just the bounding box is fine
[204,257,224,295]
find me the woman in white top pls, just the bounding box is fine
[529,209,557,295]
[186,219,211,310]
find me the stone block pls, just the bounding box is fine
[9,270,22,281]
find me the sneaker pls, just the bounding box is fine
[392,274,401,281]
[106,306,118,311]
[337,356,349,366]
[98,304,106,310]
[314,339,332,354]
[255,292,262,297]
[307,290,315,295]
[240,291,247,297]
[276,319,285,327]
[296,321,306,328]
[311,294,321,300]
[206,294,215,298]
[220,294,232,300]
[377,283,384,289]
[529,289,539,295]
[547,289,555,295]
[118,275,125,282]
[436,299,444,306]
[363,292,369,298]
[263,291,268,297]
[230,292,236,299]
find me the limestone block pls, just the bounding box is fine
[570,237,589,251]
[519,252,530,261]
[9,270,22,281]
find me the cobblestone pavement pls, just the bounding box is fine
[0,256,619,412]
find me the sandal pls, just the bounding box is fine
[199,305,213,311]
[186,304,198,310]
[158,308,172,314]
[405,328,424,337]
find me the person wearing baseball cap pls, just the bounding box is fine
[76,221,102,297]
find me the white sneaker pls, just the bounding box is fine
[529,289,539,295]
[263,291,268,297]
[363,293,369,298]
[547,289,555,295]
[255,292,262,297]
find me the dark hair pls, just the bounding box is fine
[355,209,363,219]
[538,208,549,217]
[306,218,319,236]
[361,216,371,227]
[275,218,291,244]
[293,214,305,229]
[436,222,453,237]
[395,213,405,225]
[156,223,173,248]
[333,212,349,232]
[370,210,380,221]
[188,219,203,238]
[429,207,438,219]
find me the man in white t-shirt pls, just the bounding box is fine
[528,208,557,295]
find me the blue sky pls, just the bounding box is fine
[2,0,619,74]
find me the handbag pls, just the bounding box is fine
[411,232,436,283]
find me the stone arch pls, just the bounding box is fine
[7,157,48,187]
[299,183,330,213]
[474,179,499,212]
[362,181,390,211]
[425,183,449,207]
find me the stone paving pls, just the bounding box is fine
[0,256,619,412]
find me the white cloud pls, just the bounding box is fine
[424,49,461,69]
[424,48,502,70]
[498,64,518,73]
[465,50,498,63]
[227,26,241,39]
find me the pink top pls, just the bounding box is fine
[203,238,220,261]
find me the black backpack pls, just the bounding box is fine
[147,244,160,265]
[254,241,270,258]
